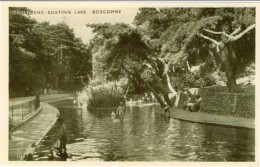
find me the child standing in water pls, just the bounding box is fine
[58,118,67,152]
[116,102,126,122]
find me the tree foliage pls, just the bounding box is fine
[9,8,92,97]
[88,7,255,107]
[134,8,255,92]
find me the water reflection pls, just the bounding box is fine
[35,100,254,161]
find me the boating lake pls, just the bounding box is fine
[34,100,255,161]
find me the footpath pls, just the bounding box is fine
[9,94,74,106]
[164,107,255,129]
[9,94,74,161]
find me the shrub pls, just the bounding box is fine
[88,92,124,108]
[171,71,216,90]
[78,80,126,109]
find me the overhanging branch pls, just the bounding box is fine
[197,33,221,46]
[229,24,255,42]
[230,27,241,36]
[203,29,231,38]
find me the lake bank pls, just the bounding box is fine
[153,105,254,129]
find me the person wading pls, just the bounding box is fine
[58,118,67,152]
[116,102,126,122]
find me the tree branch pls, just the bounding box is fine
[230,27,241,36]
[203,29,231,38]
[165,72,177,95]
[158,59,177,96]
[197,33,221,46]
[229,24,255,42]
[120,55,131,75]
[143,54,162,76]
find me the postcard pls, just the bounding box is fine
[0,1,259,166]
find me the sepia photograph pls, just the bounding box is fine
[1,3,257,164]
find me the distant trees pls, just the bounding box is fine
[9,7,92,97]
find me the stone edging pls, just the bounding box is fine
[24,103,60,159]
[167,107,254,129]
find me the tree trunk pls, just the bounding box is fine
[217,43,241,93]
[55,76,59,89]
[165,72,177,95]
[129,76,145,94]
[154,75,172,106]
[35,89,41,109]
[162,92,172,106]
[198,24,255,93]
[226,70,238,93]
[145,84,166,108]
[162,62,178,106]
[121,65,166,108]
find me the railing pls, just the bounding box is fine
[9,99,37,124]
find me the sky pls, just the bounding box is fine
[29,8,139,44]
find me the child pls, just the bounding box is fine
[58,118,67,152]
[48,148,59,161]
[59,148,68,161]
[191,95,202,112]
[117,102,126,122]
[163,105,171,117]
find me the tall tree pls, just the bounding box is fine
[88,23,173,107]
[9,8,92,97]
[135,8,255,92]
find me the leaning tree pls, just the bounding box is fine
[88,23,174,108]
[149,8,256,93]
[197,22,255,92]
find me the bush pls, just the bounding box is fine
[88,79,103,87]
[78,80,126,109]
[88,92,124,108]
[171,71,216,90]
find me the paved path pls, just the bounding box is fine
[9,103,59,161]
[164,107,255,129]
[9,94,74,106]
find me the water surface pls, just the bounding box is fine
[35,100,255,161]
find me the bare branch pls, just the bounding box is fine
[230,27,241,36]
[229,24,255,42]
[143,63,153,68]
[165,72,177,95]
[203,29,231,38]
[197,33,221,46]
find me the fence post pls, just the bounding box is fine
[30,101,31,114]
[28,101,30,114]
[12,106,14,122]
[30,101,32,114]
[22,103,23,120]
[32,100,34,113]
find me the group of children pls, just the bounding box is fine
[48,147,68,161]
[184,94,202,112]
